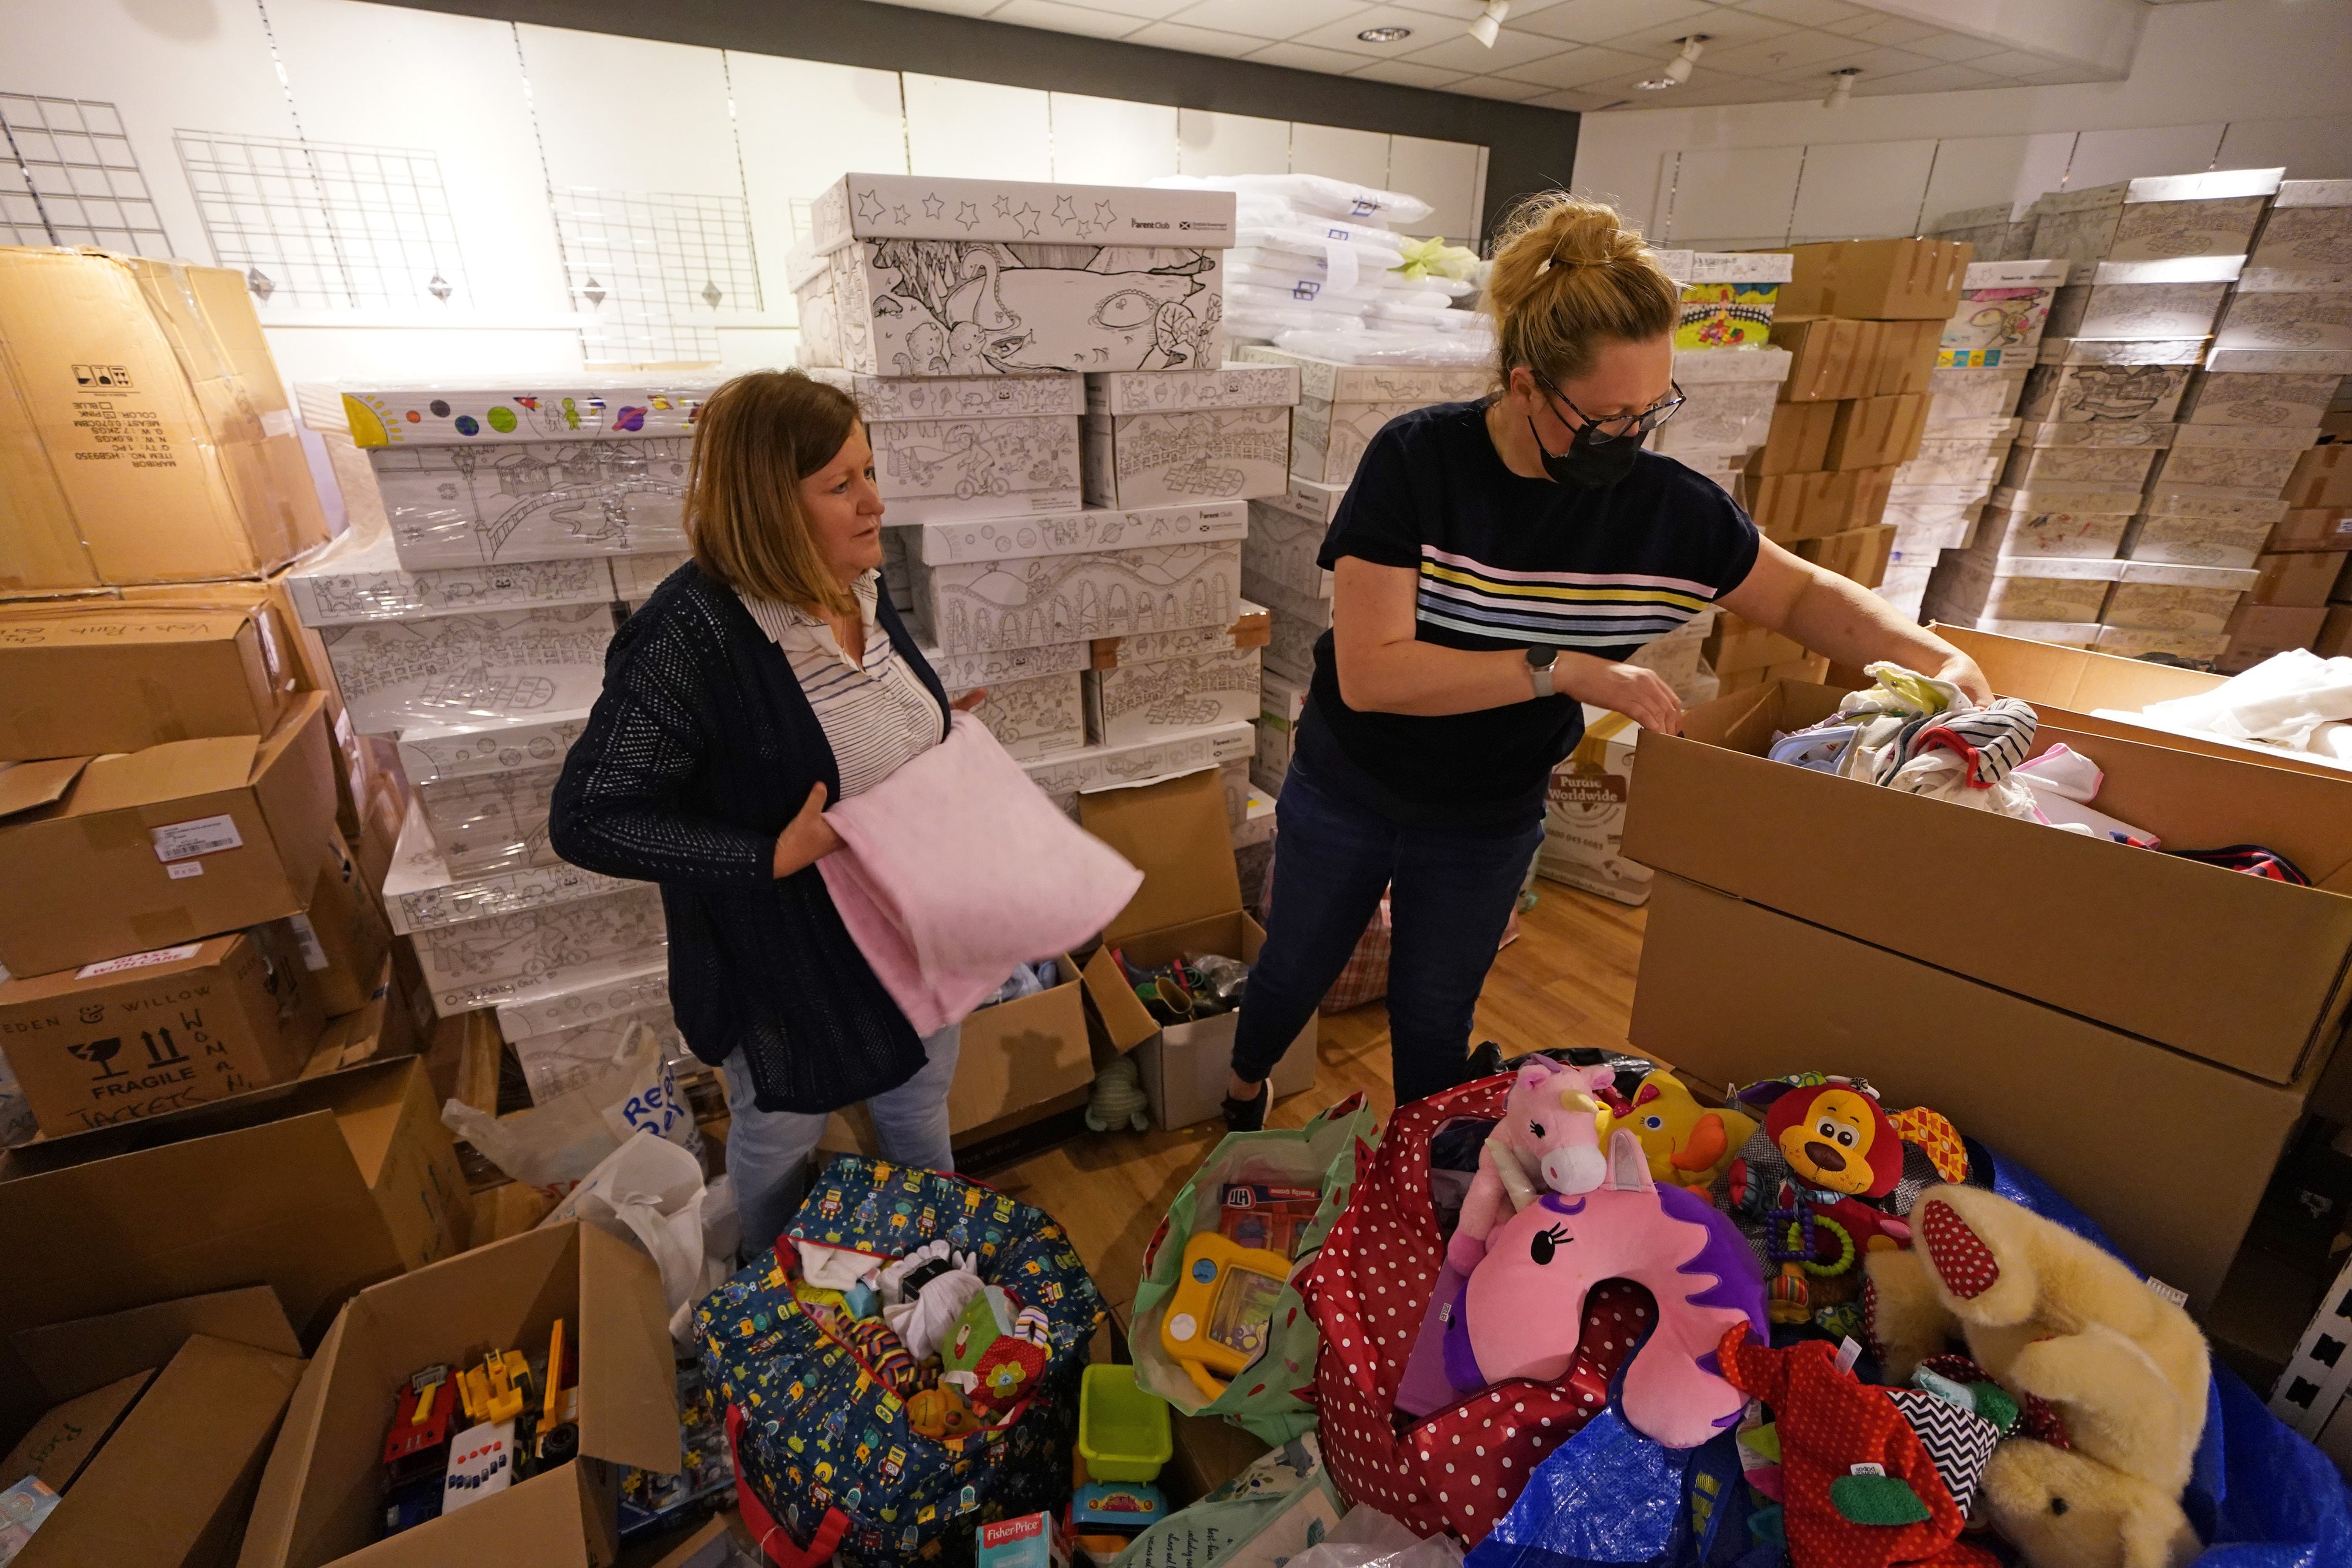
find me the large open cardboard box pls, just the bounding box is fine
[1620,678,2352,1085]
[0,1059,467,1442]
[818,951,1095,1155]
[0,602,296,762]
[1632,871,2323,1313]
[1936,623,2350,781]
[238,1222,680,1568]
[1078,768,1315,1129]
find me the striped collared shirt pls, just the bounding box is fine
[736,572,943,798]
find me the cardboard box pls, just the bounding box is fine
[1793,523,1896,587]
[795,175,1231,379]
[1933,259,2069,369]
[15,1334,305,1568]
[1231,348,1489,412]
[1621,678,2352,1084]
[914,540,1242,658]
[1926,365,2030,425]
[1083,405,1289,511]
[1752,399,1836,476]
[1926,202,2040,265]
[1776,238,1972,322]
[928,641,1091,692]
[1019,718,1254,813]
[913,500,1247,566]
[0,604,296,763]
[0,250,326,593]
[1701,613,1803,677]
[1088,606,1268,670]
[1629,870,2320,1313]
[2286,446,2352,510]
[286,521,619,628]
[2027,169,2279,265]
[2323,605,2352,658]
[1739,466,1896,543]
[1869,318,1944,396]
[2017,359,2193,426]
[821,370,1087,523]
[1659,250,1793,349]
[2217,286,2352,355]
[1652,373,1781,459]
[296,837,392,1017]
[1770,317,1882,403]
[1084,646,1260,750]
[0,926,326,1139]
[820,951,1092,1151]
[1926,550,2119,626]
[1,1368,155,1492]
[1253,668,1307,794]
[370,436,691,571]
[1823,393,1928,472]
[1290,396,1415,488]
[2044,275,2233,342]
[2270,510,2352,554]
[315,600,616,741]
[1895,429,2014,490]
[304,957,417,1080]
[957,668,1085,761]
[1242,500,1331,600]
[1536,707,1649,905]
[2100,561,2256,633]
[332,382,714,449]
[2220,603,2328,673]
[1076,769,1314,1127]
[0,692,339,977]
[0,1058,467,1439]
[2177,369,2340,426]
[2123,512,2276,571]
[1242,570,1332,683]
[2154,425,2314,493]
[2249,179,2352,275]
[2253,550,2350,609]
[238,1222,680,1568]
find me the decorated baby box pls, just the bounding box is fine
[1936,259,2070,369]
[809,369,1084,524]
[793,173,1233,379]
[1081,365,1299,511]
[1656,251,1794,352]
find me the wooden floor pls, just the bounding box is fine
[984,880,1649,1328]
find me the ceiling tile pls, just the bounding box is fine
[1819,12,1940,44]
[1530,86,1615,111]
[1127,18,1270,54]
[989,0,1147,37]
[1734,0,1871,25]
[1503,42,1655,88]
[1603,9,1795,57]
[1247,39,1385,71]
[1511,0,1711,45]
[1902,31,2006,63]
[1399,25,1576,72]
[1288,3,1454,56]
[1854,61,2004,95]
[1445,73,1557,101]
[1037,0,1197,15]
[1347,56,1471,86]
[1700,29,1871,76]
[1169,0,1365,36]
[2012,64,2103,85]
[870,0,1006,14]
[1830,45,1940,75]
[1970,48,2067,76]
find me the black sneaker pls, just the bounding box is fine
[1464,1041,1505,1083]
[1222,1079,1271,1132]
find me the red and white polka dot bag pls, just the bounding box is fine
[1298,1077,1655,1545]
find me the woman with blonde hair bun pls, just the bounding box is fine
[1218,194,1989,1125]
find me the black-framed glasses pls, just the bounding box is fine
[1533,374,1685,444]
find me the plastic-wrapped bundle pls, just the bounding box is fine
[1271,327,1496,368]
[1154,172,1435,228]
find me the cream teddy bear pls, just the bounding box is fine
[1865,1183,2208,1568]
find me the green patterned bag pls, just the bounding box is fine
[1129,1095,1378,1444]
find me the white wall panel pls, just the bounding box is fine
[1789,138,1937,242]
[2063,122,2227,189]
[732,53,907,321]
[516,26,739,195]
[1391,135,1482,242]
[1289,123,1391,190]
[1048,93,1179,185]
[2216,115,2352,181]
[1177,108,1291,176]
[1917,132,2077,228]
[1662,145,1803,246]
[904,74,1053,181]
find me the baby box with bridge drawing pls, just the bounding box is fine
[696,1156,1105,1566]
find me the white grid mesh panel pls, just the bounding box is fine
[0,93,172,254]
[552,186,760,365]
[173,128,467,309]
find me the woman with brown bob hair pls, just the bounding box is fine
[1218,195,1990,1126]
[552,369,983,1254]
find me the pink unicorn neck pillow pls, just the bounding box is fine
[1446,1057,1618,1274]
[1451,1129,1768,1449]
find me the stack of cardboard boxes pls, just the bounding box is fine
[1925,168,2330,666]
[0,249,417,1145]
[1714,238,1970,693]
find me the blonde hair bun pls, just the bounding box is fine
[1484,193,1679,387]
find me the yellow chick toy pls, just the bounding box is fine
[1623,1069,1758,1192]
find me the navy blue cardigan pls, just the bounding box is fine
[549,561,951,1114]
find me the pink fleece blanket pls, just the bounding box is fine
[817,713,1144,1035]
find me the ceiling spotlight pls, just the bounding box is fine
[1357,25,1412,42]
[1636,34,1708,89]
[1468,1,1510,48]
[1824,66,1862,108]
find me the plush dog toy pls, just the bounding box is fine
[1865,1185,2208,1568]
[1446,1057,1617,1273]
[1622,1069,1758,1192]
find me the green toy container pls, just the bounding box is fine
[1077,1364,1172,1483]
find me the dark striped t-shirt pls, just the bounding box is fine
[1304,399,1759,827]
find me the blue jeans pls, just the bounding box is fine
[1230,756,1542,1106]
[723,1022,960,1261]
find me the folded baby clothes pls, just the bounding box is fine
[1776,663,2043,823]
[2130,648,2352,755]
[818,711,1145,1035]
[2013,745,2160,847]
[800,1239,883,1292]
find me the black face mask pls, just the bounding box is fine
[1529,414,1641,489]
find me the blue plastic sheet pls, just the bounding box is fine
[1447,1150,2352,1567]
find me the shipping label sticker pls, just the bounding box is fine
[288,911,330,971]
[167,861,205,880]
[151,814,242,862]
[75,943,203,978]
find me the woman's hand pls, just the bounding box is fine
[772,782,844,878]
[1938,654,1993,707]
[1557,654,1683,734]
[951,687,988,713]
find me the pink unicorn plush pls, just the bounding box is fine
[1445,1057,1617,1275]
[1454,1129,1767,1449]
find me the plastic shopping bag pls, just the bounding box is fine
[542,1131,740,1341]
[1130,1095,1378,1444]
[443,1020,699,1201]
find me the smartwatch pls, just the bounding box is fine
[1525,646,1559,700]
